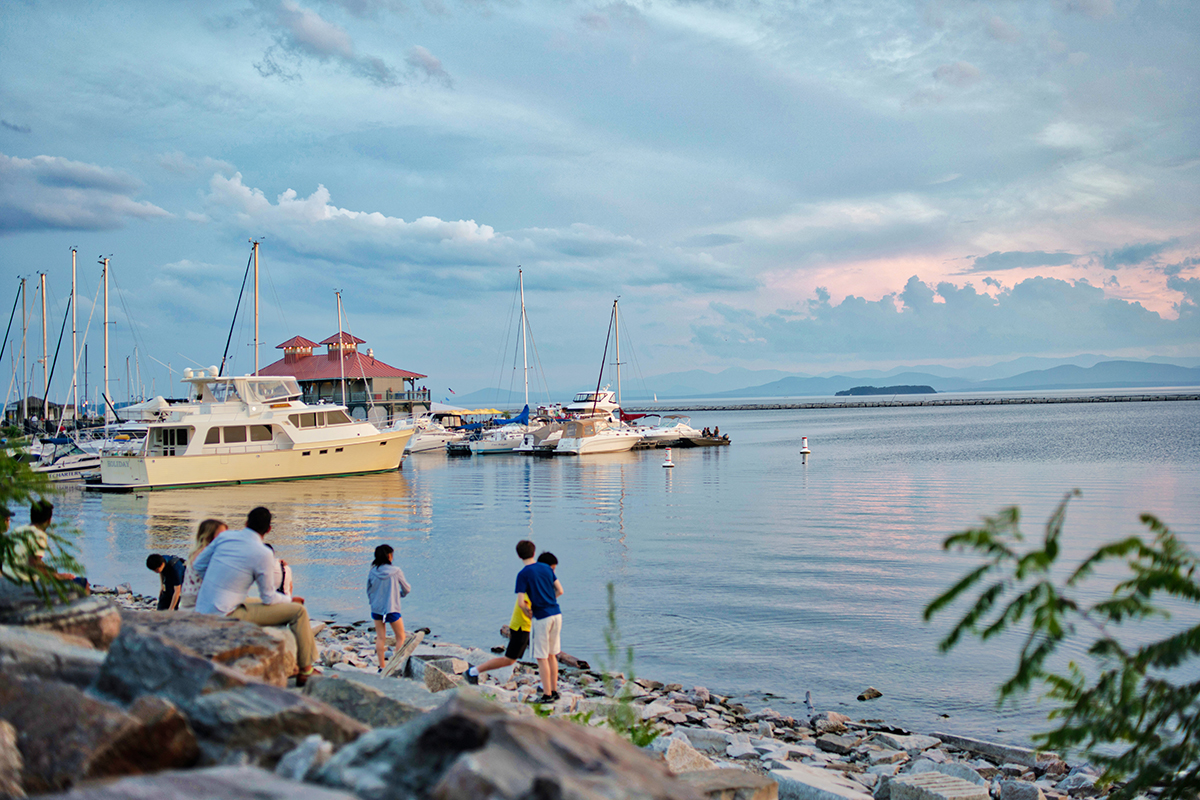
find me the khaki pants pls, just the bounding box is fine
[228,601,315,670]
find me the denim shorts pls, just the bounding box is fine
[372,612,401,623]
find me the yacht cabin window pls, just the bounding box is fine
[153,427,191,456]
[325,409,351,425]
[223,427,247,443]
[250,425,273,442]
[205,429,219,444]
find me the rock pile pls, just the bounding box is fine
[0,586,1105,800]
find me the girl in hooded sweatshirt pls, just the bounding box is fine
[367,544,412,671]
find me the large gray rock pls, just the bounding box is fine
[0,674,198,793]
[1000,780,1046,800]
[874,734,941,755]
[931,734,1053,770]
[0,581,121,648]
[312,691,705,800]
[677,726,738,753]
[889,772,989,800]
[666,737,717,774]
[183,683,367,766]
[118,609,294,686]
[302,674,444,728]
[34,765,362,800]
[0,624,106,687]
[770,763,874,800]
[0,719,24,798]
[677,768,778,800]
[93,627,250,706]
[907,759,986,786]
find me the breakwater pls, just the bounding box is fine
[626,391,1200,413]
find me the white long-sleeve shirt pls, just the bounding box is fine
[192,527,290,615]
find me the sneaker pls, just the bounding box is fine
[531,693,555,704]
[550,691,561,701]
[465,668,479,685]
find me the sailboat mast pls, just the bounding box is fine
[71,249,78,425]
[519,268,528,408]
[39,272,47,421]
[252,240,260,375]
[336,290,346,406]
[614,298,621,407]
[20,277,26,423]
[100,257,109,424]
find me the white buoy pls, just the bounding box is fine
[800,436,811,465]
[662,447,675,468]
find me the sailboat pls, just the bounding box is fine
[555,299,642,456]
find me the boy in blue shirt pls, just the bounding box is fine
[515,551,563,703]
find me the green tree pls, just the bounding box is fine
[926,491,1199,800]
[0,448,85,601]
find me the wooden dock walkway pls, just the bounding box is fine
[624,392,1200,413]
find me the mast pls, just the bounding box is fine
[20,278,26,423]
[71,249,78,425]
[252,239,260,375]
[614,298,621,407]
[39,272,47,422]
[336,290,346,406]
[100,257,109,424]
[519,268,528,408]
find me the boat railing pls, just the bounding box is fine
[201,443,280,456]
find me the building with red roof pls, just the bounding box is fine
[259,333,429,420]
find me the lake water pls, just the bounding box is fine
[51,398,1200,745]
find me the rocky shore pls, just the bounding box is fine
[0,583,1109,800]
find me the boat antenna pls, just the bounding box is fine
[219,246,255,376]
[336,290,347,407]
[590,300,616,417]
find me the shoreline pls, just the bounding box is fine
[102,587,1098,800]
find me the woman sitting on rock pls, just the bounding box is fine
[178,518,227,610]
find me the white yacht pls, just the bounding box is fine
[555,415,642,455]
[404,413,467,453]
[32,438,101,482]
[565,389,619,417]
[637,415,704,446]
[93,368,413,490]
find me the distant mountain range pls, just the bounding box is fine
[450,356,1200,406]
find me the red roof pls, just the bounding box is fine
[321,331,366,346]
[258,350,426,381]
[276,336,319,349]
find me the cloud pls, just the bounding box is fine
[406,46,452,87]
[156,152,236,176]
[933,61,981,88]
[679,234,744,248]
[254,0,400,86]
[691,276,1200,361]
[987,17,1021,42]
[200,172,753,296]
[1055,0,1115,19]
[967,251,1078,272]
[1100,240,1177,270]
[1,120,31,134]
[0,153,170,233]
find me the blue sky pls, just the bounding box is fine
[1,0,1197,400]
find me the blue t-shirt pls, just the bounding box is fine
[515,562,560,619]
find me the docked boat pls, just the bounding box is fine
[91,368,413,491]
[404,413,467,453]
[32,437,101,482]
[636,415,705,446]
[555,415,642,455]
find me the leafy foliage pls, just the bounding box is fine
[0,448,85,602]
[596,581,661,747]
[926,491,1199,800]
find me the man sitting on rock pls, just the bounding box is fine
[2,500,88,591]
[145,553,187,610]
[192,506,319,685]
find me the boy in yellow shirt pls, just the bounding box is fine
[466,539,536,684]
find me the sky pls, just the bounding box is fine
[1,0,1198,402]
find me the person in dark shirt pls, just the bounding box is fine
[146,553,187,610]
[514,551,564,703]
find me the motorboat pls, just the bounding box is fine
[636,415,705,446]
[404,413,467,453]
[564,388,619,417]
[555,416,642,455]
[32,437,101,482]
[515,418,566,455]
[91,368,413,490]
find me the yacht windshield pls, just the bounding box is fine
[243,378,302,404]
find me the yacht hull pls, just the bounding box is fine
[95,428,412,490]
[555,433,640,455]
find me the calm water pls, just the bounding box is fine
[51,400,1200,745]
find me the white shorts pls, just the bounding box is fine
[531,613,562,660]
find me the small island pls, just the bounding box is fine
[836,385,937,396]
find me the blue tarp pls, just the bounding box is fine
[462,404,530,431]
